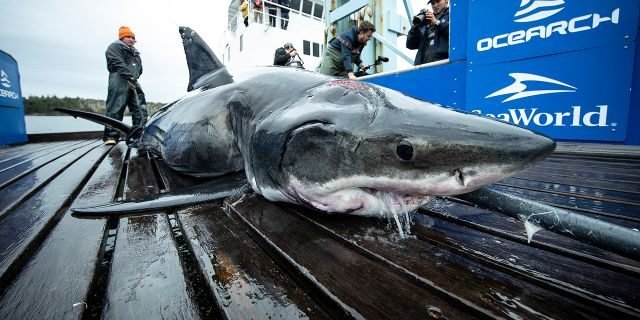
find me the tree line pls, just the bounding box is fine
[23,95,166,115]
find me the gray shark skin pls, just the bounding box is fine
[58,26,556,217]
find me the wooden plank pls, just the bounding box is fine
[425,198,640,270]
[0,141,59,161]
[154,161,329,319]
[497,177,640,206]
[229,194,497,319]
[0,144,125,319]
[177,203,332,319]
[0,139,97,188]
[0,141,73,169]
[491,185,640,222]
[102,149,201,319]
[0,141,104,219]
[513,172,640,194]
[412,210,640,318]
[523,165,640,184]
[0,141,104,278]
[293,204,633,319]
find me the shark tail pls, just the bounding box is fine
[179,26,234,91]
[55,107,133,140]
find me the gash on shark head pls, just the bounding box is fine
[477,4,620,52]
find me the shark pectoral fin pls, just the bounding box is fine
[71,177,249,217]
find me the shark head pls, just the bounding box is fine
[251,79,556,216]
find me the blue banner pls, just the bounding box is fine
[0,51,23,108]
[466,45,635,141]
[365,61,466,108]
[467,0,639,65]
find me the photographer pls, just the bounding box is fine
[273,42,297,66]
[319,21,376,80]
[406,0,449,65]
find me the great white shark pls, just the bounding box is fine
[57,26,556,217]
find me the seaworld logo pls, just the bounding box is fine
[474,72,609,127]
[0,70,10,88]
[515,0,565,23]
[485,72,576,103]
[477,5,620,52]
[0,69,19,100]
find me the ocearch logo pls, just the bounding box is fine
[515,0,565,23]
[477,5,620,52]
[473,72,609,127]
[485,72,576,103]
[0,70,10,88]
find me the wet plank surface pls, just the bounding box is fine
[0,140,639,319]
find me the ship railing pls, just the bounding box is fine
[231,0,323,33]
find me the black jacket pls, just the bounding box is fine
[105,40,143,81]
[328,26,364,73]
[406,7,449,65]
[273,47,291,66]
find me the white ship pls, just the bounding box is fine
[222,0,326,73]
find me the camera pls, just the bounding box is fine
[413,9,428,25]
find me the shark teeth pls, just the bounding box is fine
[454,169,465,186]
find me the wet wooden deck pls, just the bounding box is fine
[0,138,639,319]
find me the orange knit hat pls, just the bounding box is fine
[118,26,135,39]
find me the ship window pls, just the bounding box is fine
[313,42,319,57]
[303,40,311,55]
[290,0,301,11]
[240,35,243,52]
[313,4,323,18]
[302,0,313,15]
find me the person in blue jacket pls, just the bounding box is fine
[103,26,148,145]
[319,21,376,80]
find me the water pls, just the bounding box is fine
[25,116,133,134]
[378,192,414,238]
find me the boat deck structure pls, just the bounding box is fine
[0,135,639,319]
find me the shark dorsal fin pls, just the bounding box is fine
[179,26,233,91]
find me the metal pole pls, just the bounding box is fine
[457,186,640,261]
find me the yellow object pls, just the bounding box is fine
[241,1,249,17]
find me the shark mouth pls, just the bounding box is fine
[275,176,447,217]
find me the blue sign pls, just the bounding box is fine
[0,50,27,146]
[0,51,23,108]
[467,0,639,65]
[365,61,466,108]
[466,44,634,141]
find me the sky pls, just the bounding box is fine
[1,0,226,103]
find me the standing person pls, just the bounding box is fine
[267,1,277,27]
[273,42,297,66]
[253,0,264,24]
[241,0,249,27]
[406,0,449,65]
[103,26,148,145]
[278,0,290,30]
[319,21,376,80]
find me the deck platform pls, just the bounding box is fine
[0,138,639,319]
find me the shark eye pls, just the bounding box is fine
[396,140,413,161]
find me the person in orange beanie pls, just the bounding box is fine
[103,26,148,145]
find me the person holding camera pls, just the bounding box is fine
[319,21,376,80]
[273,42,297,66]
[406,0,450,65]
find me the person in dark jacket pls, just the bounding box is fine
[406,0,449,65]
[273,42,297,66]
[278,0,290,30]
[103,26,148,145]
[319,21,376,80]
